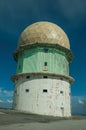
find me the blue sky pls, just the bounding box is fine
[0,0,86,111]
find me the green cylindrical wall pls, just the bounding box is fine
[16,47,69,75]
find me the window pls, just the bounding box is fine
[60,91,63,94]
[15,78,18,82]
[44,48,48,53]
[60,78,63,80]
[25,89,29,92]
[15,90,17,94]
[43,62,48,71]
[60,107,64,110]
[43,89,48,93]
[43,76,48,78]
[26,76,30,79]
[44,62,47,66]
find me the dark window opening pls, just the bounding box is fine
[60,78,63,80]
[44,48,48,53]
[44,62,47,66]
[60,91,63,94]
[60,107,64,110]
[43,76,48,78]
[15,90,17,93]
[26,76,30,79]
[25,89,29,92]
[15,78,18,81]
[43,89,48,92]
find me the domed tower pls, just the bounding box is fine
[12,21,74,117]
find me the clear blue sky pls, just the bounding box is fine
[0,0,86,109]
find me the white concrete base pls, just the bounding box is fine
[13,75,71,117]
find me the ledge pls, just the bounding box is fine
[11,72,74,84]
[13,42,73,62]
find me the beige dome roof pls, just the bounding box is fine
[18,21,70,49]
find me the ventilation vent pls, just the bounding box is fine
[43,76,48,78]
[43,89,48,93]
[25,89,29,92]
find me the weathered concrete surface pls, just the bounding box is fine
[0,109,86,130]
[13,76,71,117]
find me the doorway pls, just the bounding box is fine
[61,107,64,117]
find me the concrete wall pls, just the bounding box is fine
[13,75,71,117]
[16,47,69,75]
